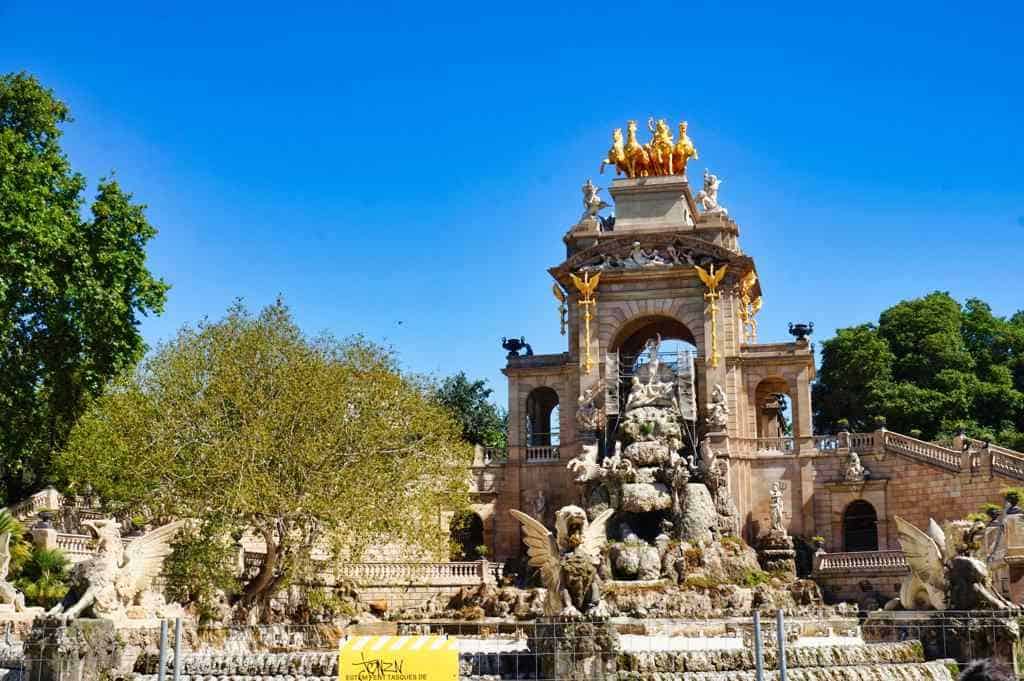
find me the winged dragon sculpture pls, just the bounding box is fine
[894,515,1014,611]
[510,506,613,619]
[48,518,187,621]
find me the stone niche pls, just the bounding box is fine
[824,478,889,552]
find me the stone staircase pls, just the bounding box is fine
[843,429,1024,481]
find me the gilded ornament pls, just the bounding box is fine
[570,271,601,374]
[600,118,699,179]
[695,263,728,368]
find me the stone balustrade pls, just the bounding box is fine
[242,554,502,587]
[54,532,94,562]
[5,487,64,520]
[814,550,909,574]
[882,431,960,472]
[525,445,560,463]
[965,437,1024,482]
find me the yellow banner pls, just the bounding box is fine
[339,635,459,681]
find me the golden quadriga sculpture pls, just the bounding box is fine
[601,118,698,179]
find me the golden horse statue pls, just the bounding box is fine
[646,118,675,175]
[624,120,650,178]
[672,122,698,176]
[600,128,627,176]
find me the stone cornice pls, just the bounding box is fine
[549,233,759,295]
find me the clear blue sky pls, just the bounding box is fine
[3,2,1022,406]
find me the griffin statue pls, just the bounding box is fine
[894,515,1014,611]
[510,505,613,619]
[48,518,186,622]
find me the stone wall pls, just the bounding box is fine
[811,444,1013,552]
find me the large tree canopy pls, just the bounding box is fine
[0,72,167,502]
[814,292,1024,447]
[433,372,507,447]
[58,300,472,612]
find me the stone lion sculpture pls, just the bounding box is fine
[48,518,187,622]
[510,505,613,619]
[894,515,1013,611]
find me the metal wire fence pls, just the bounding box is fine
[0,611,1019,680]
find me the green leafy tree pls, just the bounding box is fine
[58,300,472,617]
[433,372,508,447]
[0,72,167,503]
[0,511,31,575]
[14,546,70,608]
[814,292,1024,447]
[163,519,240,624]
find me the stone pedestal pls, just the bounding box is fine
[758,529,797,577]
[530,619,621,681]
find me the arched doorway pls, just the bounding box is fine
[525,387,559,446]
[754,377,793,439]
[843,500,879,552]
[449,511,485,560]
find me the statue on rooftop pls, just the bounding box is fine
[696,169,727,216]
[672,122,699,177]
[579,179,610,223]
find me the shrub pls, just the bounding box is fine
[15,547,70,608]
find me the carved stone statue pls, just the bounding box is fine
[579,179,609,223]
[842,451,869,482]
[576,380,605,432]
[0,533,25,612]
[707,384,729,432]
[894,515,1013,611]
[48,519,186,622]
[510,506,614,618]
[527,489,547,522]
[769,481,786,532]
[695,169,727,216]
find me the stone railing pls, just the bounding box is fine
[5,487,64,520]
[964,437,1024,482]
[813,550,909,574]
[525,445,560,463]
[340,561,502,586]
[883,431,961,472]
[845,432,877,451]
[814,435,839,452]
[756,437,796,453]
[991,448,1024,481]
[54,532,95,561]
[242,554,501,587]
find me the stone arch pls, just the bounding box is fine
[753,376,794,439]
[449,510,485,560]
[525,386,560,446]
[842,499,879,552]
[610,314,697,357]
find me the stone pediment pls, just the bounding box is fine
[549,233,758,293]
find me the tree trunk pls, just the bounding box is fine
[240,523,280,607]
